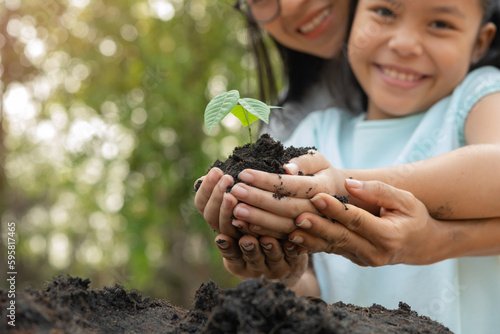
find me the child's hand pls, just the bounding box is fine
[214,234,309,287]
[289,180,443,266]
[194,168,243,238]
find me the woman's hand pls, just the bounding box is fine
[289,179,444,266]
[214,234,309,288]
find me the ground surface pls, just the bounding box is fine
[0,275,452,333]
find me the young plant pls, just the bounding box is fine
[204,90,279,147]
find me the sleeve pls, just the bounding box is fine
[452,66,500,145]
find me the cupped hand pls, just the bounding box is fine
[194,168,243,238]
[214,234,309,288]
[289,179,442,266]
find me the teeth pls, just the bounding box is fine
[381,67,421,82]
[299,8,331,34]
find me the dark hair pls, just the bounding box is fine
[238,1,362,111]
[473,0,500,70]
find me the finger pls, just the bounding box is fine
[293,211,378,259]
[284,150,330,175]
[310,192,384,238]
[258,237,291,279]
[194,168,224,215]
[344,179,417,215]
[203,174,235,232]
[231,183,319,218]
[216,235,246,274]
[239,235,266,276]
[219,193,241,239]
[233,202,295,236]
[237,169,329,198]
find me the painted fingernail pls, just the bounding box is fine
[231,185,248,199]
[260,243,272,250]
[234,206,249,219]
[238,171,254,183]
[289,235,304,244]
[284,163,299,175]
[216,239,229,249]
[296,219,312,229]
[310,196,327,210]
[345,178,363,189]
[241,242,254,251]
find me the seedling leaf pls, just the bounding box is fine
[230,105,259,127]
[204,90,240,132]
[237,98,271,124]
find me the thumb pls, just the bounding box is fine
[344,179,415,214]
[284,150,329,175]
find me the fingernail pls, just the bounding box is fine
[284,163,299,175]
[289,235,304,244]
[241,242,254,251]
[238,171,254,183]
[296,219,312,229]
[286,244,297,251]
[219,176,232,192]
[345,178,363,189]
[231,185,248,199]
[310,196,327,210]
[232,220,243,229]
[222,194,232,209]
[208,169,220,183]
[260,243,272,250]
[216,239,229,249]
[234,206,249,219]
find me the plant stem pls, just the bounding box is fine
[244,109,253,147]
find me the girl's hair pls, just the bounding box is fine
[238,1,362,111]
[473,0,500,70]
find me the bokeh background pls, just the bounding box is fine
[0,0,282,308]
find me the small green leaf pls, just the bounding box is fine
[204,90,240,132]
[237,98,271,124]
[230,105,259,127]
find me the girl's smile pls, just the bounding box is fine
[375,64,430,89]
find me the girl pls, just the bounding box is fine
[224,0,500,332]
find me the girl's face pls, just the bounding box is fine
[348,0,496,120]
[259,0,352,59]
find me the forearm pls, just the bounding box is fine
[344,144,500,219]
[428,216,500,263]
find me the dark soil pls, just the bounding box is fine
[195,133,315,192]
[0,275,452,333]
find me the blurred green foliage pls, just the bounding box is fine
[0,0,274,308]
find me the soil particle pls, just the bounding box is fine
[1,275,452,333]
[195,134,314,192]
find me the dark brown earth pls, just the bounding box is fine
[0,275,452,333]
[195,133,314,192]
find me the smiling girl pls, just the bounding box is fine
[224,0,500,332]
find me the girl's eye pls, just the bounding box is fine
[374,8,395,18]
[430,21,453,29]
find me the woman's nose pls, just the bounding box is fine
[279,0,307,17]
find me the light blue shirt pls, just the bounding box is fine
[284,66,500,333]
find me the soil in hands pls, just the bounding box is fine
[0,275,452,333]
[195,133,315,192]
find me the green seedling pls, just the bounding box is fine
[204,90,280,147]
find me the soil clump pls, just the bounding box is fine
[1,275,452,333]
[195,133,314,192]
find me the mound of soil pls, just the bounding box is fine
[195,133,314,192]
[0,275,452,333]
